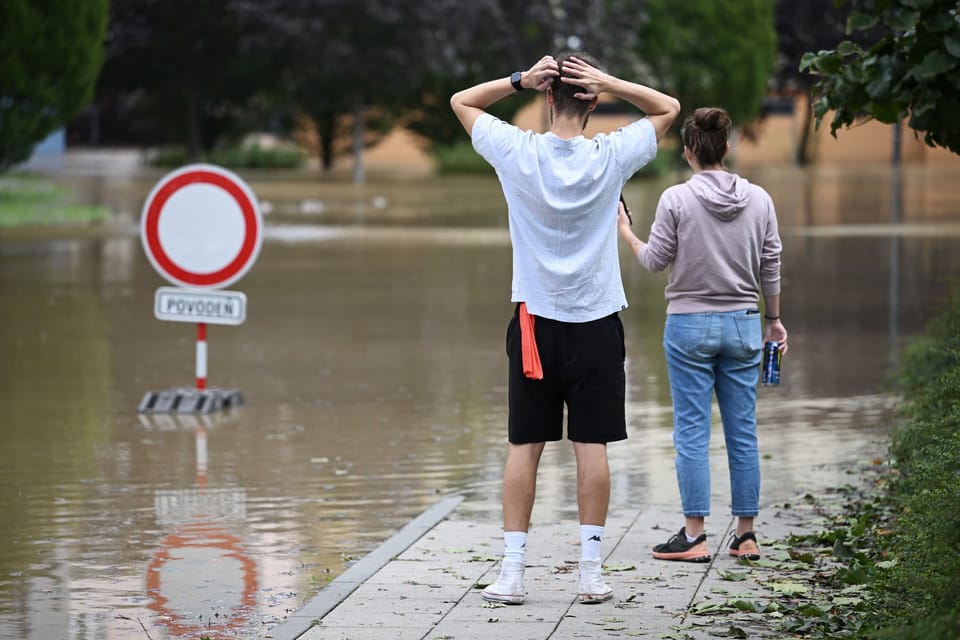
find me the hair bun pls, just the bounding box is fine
[682,107,731,166]
[696,107,730,132]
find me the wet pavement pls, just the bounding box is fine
[273,454,879,640]
[0,155,958,639]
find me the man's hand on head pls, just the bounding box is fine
[522,56,560,92]
[559,56,609,101]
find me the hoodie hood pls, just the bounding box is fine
[687,170,752,222]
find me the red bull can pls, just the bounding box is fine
[761,341,781,386]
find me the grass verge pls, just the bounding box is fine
[868,289,960,638]
[433,139,680,177]
[771,291,960,638]
[0,175,110,227]
[432,140,495,175]
[147,144,306,169]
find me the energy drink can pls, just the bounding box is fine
[761,341,781,386]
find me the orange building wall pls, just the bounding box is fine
[508,94,960,169]
[358,94,960,174]
[735,95,960,168]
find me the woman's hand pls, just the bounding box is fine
[617,200,646,256]
[764,320,789,356]
[617,200,633,232]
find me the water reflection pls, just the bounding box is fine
[143,414,256,639]
[1,166,958,639]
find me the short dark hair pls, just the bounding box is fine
[681,107,732,166]
[551,51,603,117]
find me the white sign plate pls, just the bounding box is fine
[154,287,247,325]
[141,164,263,289]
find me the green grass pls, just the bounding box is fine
[148,143,306,169]
[796,289,960,639]
[433,138,682,177]
[432,140,495,175]
[0,176,110,227]
[871,290,960,638]
[757,289,960,639]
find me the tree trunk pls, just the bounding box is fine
[795,99,815,166]
[317,112,335,172]
[352,94,365,185]
[186,95,202,162]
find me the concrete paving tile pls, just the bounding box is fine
[298,624,430,639]
[554,611,661,638]
[280,492,856,640]
[425,619,558,640]
[398,521,502,562]
[363,559,488,585]
[347,579,467,602]
[397,544,498,564]
[615,589,694,607]
[442,590,572,623]
[553,610,693,639]
[318,595,447,628]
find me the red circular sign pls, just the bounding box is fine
[141,164,263,289]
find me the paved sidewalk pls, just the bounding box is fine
[272,494,830,640]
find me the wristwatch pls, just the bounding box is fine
[510,71,524,92]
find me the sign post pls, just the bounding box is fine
[138,164,263,413]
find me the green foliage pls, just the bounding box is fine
[0,0,108,172]
[434,135,679,178]
[0,176,110,226]
[867,289,960,637]
[636,0,778,144]
[404,1,645,150]
[432,141,495,175]
[634,146,681,178]
[894,293,960,416]
[801,0,960,155]
[100,0,272,157]
[769,290,960,639]
[147,144,306,170]
[209,144,306,169]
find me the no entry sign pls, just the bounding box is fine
[140,164,263,289]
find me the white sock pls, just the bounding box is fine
[503,531,526,566]
[686,531,700,543]
[580,525,604,561]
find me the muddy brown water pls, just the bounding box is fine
[2,163,959,639]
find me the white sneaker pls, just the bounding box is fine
[578,559,613,604]
[481,560,525,604]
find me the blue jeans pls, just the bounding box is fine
[663,310,763,517]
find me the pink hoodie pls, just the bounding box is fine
[637,170,782,314]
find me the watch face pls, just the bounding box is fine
[511,72,523,91]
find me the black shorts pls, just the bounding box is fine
[506,305,627,444]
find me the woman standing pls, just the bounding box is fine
[618,107,788,562]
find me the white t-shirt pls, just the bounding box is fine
[472,113,658,322]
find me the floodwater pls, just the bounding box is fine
[2,160,959,639]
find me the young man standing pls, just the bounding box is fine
[450,53,679,604]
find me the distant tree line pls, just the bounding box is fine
[10,1,956,178]
[79,0,787,174]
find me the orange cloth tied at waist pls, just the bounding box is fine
[519,302,544,380]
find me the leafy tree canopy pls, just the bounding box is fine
[0,0,108,172]
[636,0,778,137]
[100,0,269,158]
[240,0,645,167]
[403,0,645,148]
[801,0,960,155]
[773,0,854,91]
